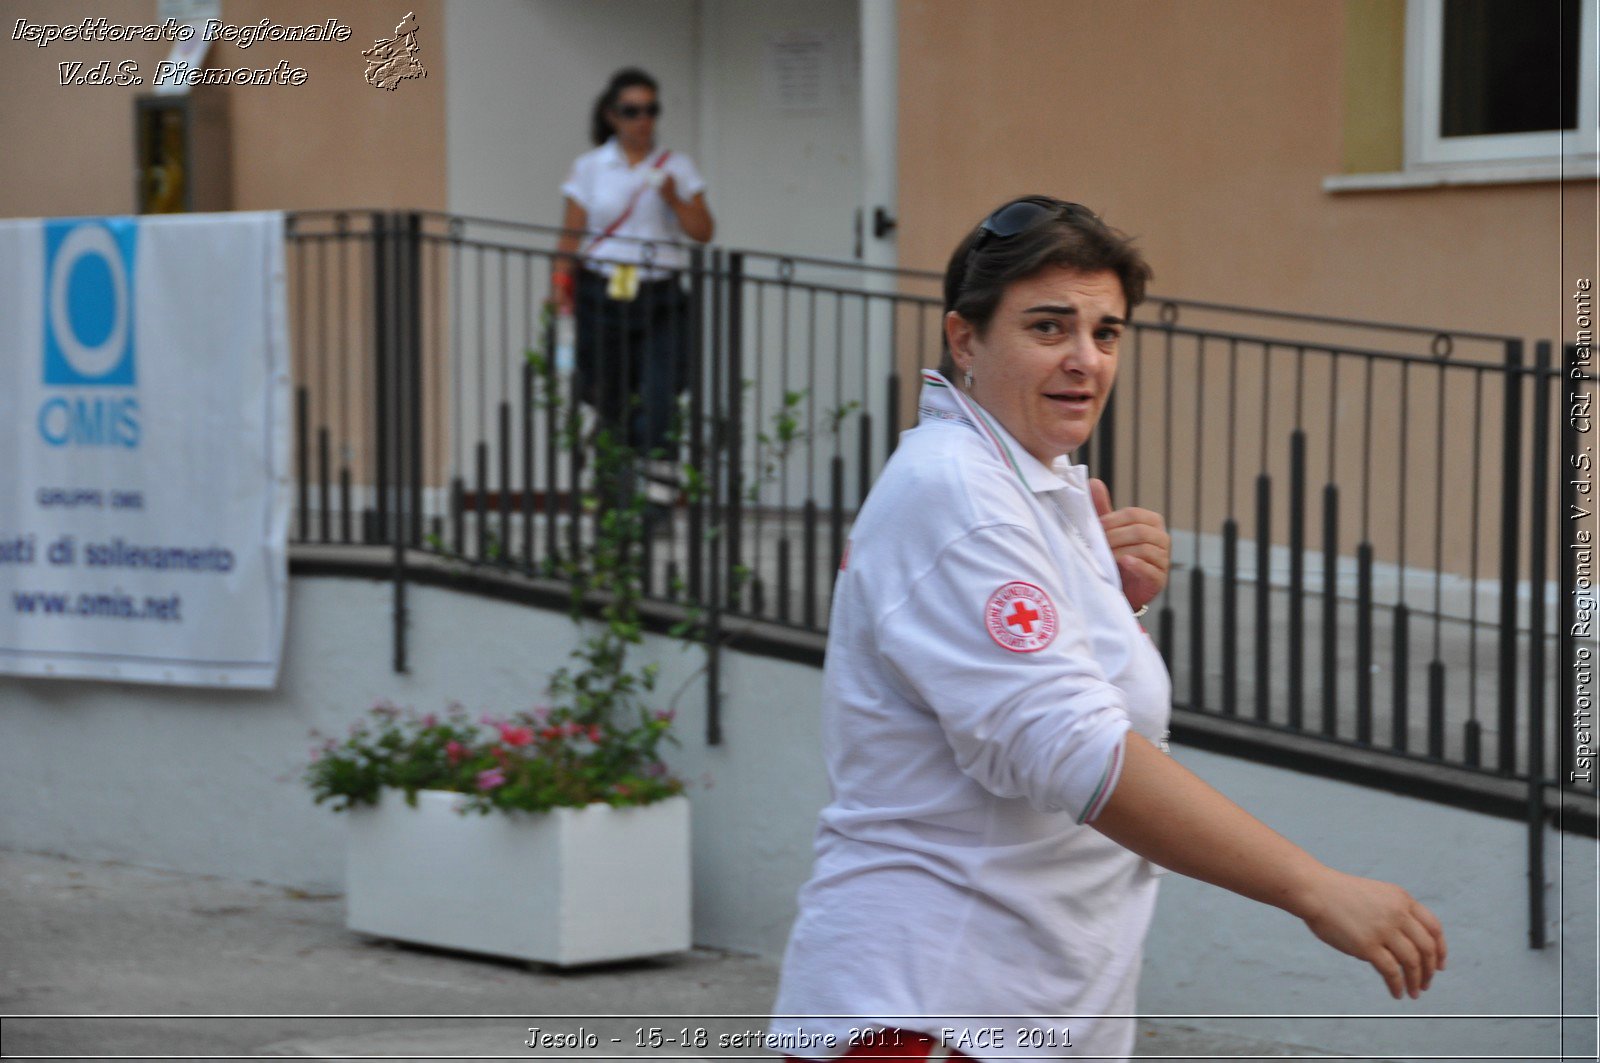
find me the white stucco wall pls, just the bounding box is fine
[0,573,1593,1059]
[0,573,830,960]
[440,0,877,510]
[443,0,701,229]
[693,0,862,262]
[443,0,863,262]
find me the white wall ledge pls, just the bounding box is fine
[1324,160,1599,193]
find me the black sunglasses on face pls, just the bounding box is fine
[613,102,661,120]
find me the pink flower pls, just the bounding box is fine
[445,740,466,764]
[476,768,506,791]
[587,725,603,743]
[479,713,499,727]
[653,709,675,723]
[540,726,562,742]
[497,724,535,747]
[420,713,438,729]
[531,706,551,722]
[565,721,585,737]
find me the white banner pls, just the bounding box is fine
[0,212,289,688]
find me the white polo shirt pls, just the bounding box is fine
[560,137,707,278]
[768,370,1172,1062]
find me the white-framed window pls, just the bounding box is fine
[1405,0,1598,170]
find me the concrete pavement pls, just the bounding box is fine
[1,849,1415,1062]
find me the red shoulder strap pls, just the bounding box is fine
[584,150,674,256]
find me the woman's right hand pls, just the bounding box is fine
[1092,735,1448,1001]
[1294,867,1448,999]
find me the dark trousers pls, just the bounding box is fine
[575,270,689,458]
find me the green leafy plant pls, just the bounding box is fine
[305,308,686,818]
[307,345,848,815]
[747,389,807,504]
[827,399,862,436]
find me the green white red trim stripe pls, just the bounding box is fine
[920,369,1026,483]
[1077,737,1124,823]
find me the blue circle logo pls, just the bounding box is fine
[67,252,117,350]
[43,219,137,387]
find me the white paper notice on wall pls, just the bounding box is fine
[763,30,838,113]
[156,0,220,24]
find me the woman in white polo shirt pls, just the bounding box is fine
[768,197,1446,1062]
[553,68,713,524]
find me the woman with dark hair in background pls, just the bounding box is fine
[553,67,714,527]
[768,196,1446,1062]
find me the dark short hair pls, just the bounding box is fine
[590,67,659,146]
[938,196,1153,377]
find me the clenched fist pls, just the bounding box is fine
[1089,477,1169,613]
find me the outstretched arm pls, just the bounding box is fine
[1092,734,1447,999]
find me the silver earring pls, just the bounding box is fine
[963,369,974,388]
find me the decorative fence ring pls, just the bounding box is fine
[333,212,348,235]
[778,258,796,283]
[1431,333,1454,360]
[641,242,659,269]
[1158,301,1179,327]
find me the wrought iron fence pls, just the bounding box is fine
[284,210,1593,877]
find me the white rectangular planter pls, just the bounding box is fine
[345,789,691,967]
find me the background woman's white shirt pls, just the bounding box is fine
[768,371,1173,1061]
[560,136,706,278]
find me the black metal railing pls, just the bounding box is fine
[285,210,1592,938]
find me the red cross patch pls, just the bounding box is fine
[985,581,1058,653]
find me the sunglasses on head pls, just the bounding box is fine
[972,197,1091,253]
[959,197,1093,296]
[613,102,661,120]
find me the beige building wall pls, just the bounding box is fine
[0,0,445,218]
[3,0,1587,579]
[897,0,1591,584]
[897,0,1586,344]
